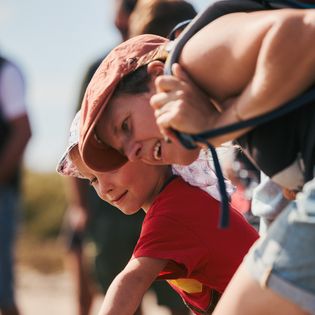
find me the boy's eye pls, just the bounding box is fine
[121,117,130,133]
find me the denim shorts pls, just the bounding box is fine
[245,177,315,314]
[0,186,19,308]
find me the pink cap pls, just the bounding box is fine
[79,34,169,172]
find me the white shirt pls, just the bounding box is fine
[0,61,26,120]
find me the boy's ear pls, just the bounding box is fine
[147,61,164,78]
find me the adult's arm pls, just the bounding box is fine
[0,113,31,183]
[177,9,315,145]
[98,256,167,315]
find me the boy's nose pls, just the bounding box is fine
[98,183,114,201]
[124,141,142,162]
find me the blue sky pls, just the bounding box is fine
[0,0,211,172]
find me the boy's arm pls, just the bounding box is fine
[98,256,168,315]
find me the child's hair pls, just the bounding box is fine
[114,65,151,95]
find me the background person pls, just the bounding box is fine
[0,54,31,315]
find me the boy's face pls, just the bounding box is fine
[94,89,199,167]
[71,147,170,214]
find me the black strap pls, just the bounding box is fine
[180,86,315,145]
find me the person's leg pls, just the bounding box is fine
[67,246,94,315]
[215,177,315,315]
[213,264,308,315]
[0,187,20,315]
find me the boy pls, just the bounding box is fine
[57,112,258,315]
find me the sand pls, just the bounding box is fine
[16,266,174,315]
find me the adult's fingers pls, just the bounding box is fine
[155,73,185,93]
[154,100,188,131]
[150,90,183,109]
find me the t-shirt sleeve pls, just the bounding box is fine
[133,213,207,277]
[0,62,26,120]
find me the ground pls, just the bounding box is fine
[16,266,174,315]
[14,230,188,314]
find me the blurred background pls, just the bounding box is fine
[0,0,209,173]
[0,1,211,314]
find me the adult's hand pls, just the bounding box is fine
[151,63,220,143]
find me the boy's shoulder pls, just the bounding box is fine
[159,176,214,198]
[149,176,219,217]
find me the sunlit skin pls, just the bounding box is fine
[94,64,200,166]
[151,10,315,147]
[70,146,172,214]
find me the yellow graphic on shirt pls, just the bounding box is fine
[167,278,203,294]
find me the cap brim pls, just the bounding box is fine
[82,133,128,172]
[56,143,84,178]
[56,111,84,178]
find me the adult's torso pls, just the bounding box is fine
[237,101,315,191]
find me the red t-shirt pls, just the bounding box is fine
[133,177,258,314]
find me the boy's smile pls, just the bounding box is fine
[70,146,172,214]
[153,140,162,161]
[110,190,128,206]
